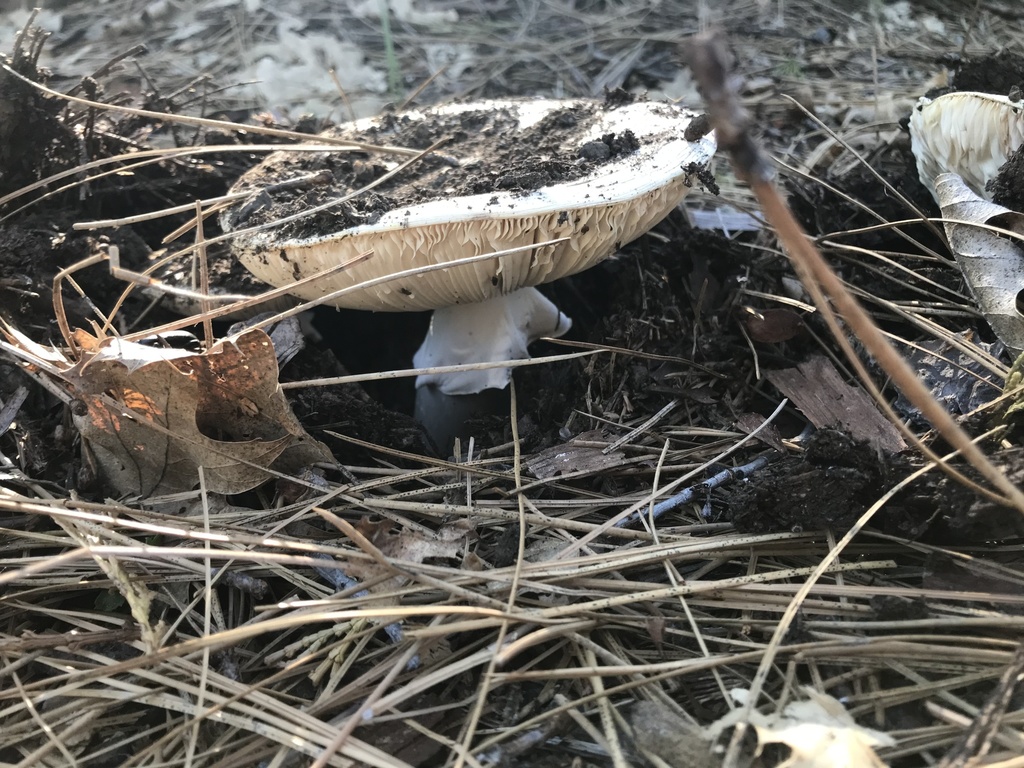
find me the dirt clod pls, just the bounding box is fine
[728,429,905,533]
[989,142,1024,211]
[223,100,651,240]
[953,51,1024,96]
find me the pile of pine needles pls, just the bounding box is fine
[3,2,1024,767]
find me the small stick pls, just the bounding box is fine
[193,200,213,348]
[615,454,772,528]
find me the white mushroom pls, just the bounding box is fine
[412,287,572,394]
[221,98,716,447]
[909,90,1024,204]
[410,287,572,447]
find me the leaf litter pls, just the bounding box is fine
[4,324,332,496]
[4,2,1024,767]
[936,172,1024,354]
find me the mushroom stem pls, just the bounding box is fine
[412,286,572,452]
[413,385,508,457]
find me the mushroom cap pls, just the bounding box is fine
[909,90,1024,203]
[221,98,716,312]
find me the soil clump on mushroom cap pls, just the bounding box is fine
[950,51,1024,97]
[224,97,650,241]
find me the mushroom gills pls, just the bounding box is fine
[909,90,1024,203]
[413,286,572,451]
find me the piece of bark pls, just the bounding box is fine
[734,412,786,452]
[526,429,627,479]
[766,356,906,453]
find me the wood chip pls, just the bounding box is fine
[526,429,627,479]
[766,356,906,453]
[734,412,786,452]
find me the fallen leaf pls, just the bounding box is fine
[15,327,333,497]
[936,172,1024,354]
[526,429,627,479]
[892,331,1004,426]
[708,687,894,768]
[355,517,471,562]
[742,307,805,343]
[343,517,475,602]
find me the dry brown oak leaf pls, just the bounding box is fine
[937,172,1024,355]
[67,327,332,497]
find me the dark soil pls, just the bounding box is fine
[989,141,1024,212]
[937,450,1024,542]
[952,51,1024,97]
[284,342,431,459]
[0,224,153,339]
[786,138,938,250]
[0,36,78,201]
[222,95,657,240]
[728,429,906,533]
[727,427,1024,546]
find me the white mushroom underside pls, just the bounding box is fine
[235,177,692,311]
[224,98,715,312]
[909,91,1024,203]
